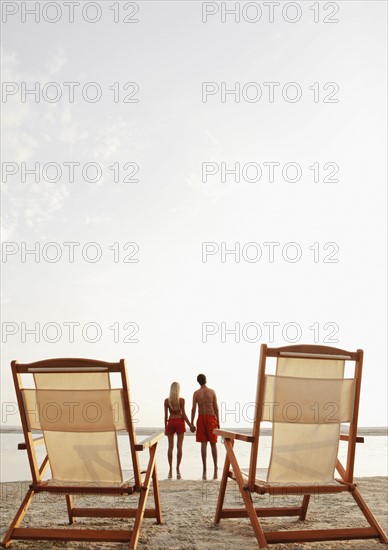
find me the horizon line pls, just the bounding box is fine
[1,425,387,435]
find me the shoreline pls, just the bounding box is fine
[1,477,387,549]
[2,426,388,436]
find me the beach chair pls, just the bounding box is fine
[2,358,163,549]
[214,344,388,548]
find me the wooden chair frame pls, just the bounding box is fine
[214,344,388,548]
[2,358,163,549]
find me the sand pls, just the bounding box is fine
[1,477,387,549]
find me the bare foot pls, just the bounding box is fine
[213,469,218,480]
[168,470,172,479]
[202,471,207,481]
[177,470,181,480]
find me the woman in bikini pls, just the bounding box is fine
[164,382,195,479]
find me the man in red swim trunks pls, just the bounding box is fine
[191,374,220,480]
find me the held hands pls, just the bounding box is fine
[190,424,196,433]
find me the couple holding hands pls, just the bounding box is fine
[164,374,219,480]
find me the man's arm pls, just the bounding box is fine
[213,392,220,428]
[191,393,197,425]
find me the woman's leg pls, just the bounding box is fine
[167,434,174,478]
[176,433,184,479]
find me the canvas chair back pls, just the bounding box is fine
[13,359,141,487]
[249,346,362,487]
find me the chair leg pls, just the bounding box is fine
[65,495,76,524]
[352,486,388,544]
[214,444,232,524]
[129,445,158,550]
[1,488,35,548]
[299,494,310,520]
[224,440,269,549]
[152,462,162,524]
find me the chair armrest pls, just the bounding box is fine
[214,429,255,443]
[18,436,45,450]
[135,431,164,451]
[340,434,364,443]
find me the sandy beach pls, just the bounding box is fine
[1,477,387,549]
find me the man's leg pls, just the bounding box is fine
[201,442,207,480]
[210,443,218,479]
[167,434,174,478]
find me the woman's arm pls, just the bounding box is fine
[180,398,195,431]
[164,399,169,432]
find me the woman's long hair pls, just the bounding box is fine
[168,382,180,411]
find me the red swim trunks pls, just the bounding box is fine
[165,417,186,435]
[196,415,218,444]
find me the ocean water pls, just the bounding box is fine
[1,431,387,483]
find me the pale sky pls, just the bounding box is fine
[1,1,387,428]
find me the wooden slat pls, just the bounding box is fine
[214,429,254,443]
[135,431,164,451]
[258,483,351,496]
[265,527,378,543]
[227,470,352,495]
[121,359,142,490]
[346,349,363,483]
[228,470,353,495]
[12,527,131,542]
[13,358,122,373]
[27,367,108,373]
[279,352,352,360]
[31,484,134,495]
[266,344,359,360]
[18,436,44,450]
[249,343,267,491]
[221,506,302,518]
[16,365,121,373]
[340,434,364,443]
[11,364,40,485]
[72,507,157,519]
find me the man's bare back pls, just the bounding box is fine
[192,386,218,417]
